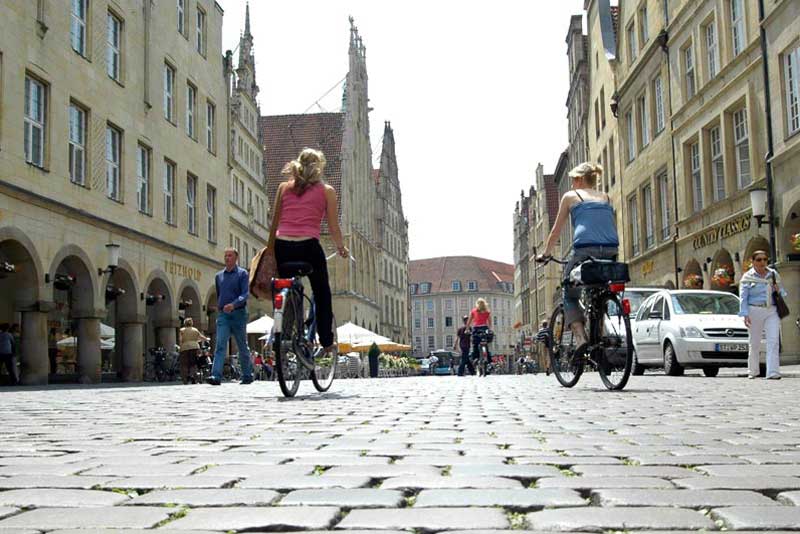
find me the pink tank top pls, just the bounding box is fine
[276,182,327,240]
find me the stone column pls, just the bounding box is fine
[778,262,799,364]
[76,315,102,384]
[19,302,52,385]
[155,319,179,352]
[119,320,145,381]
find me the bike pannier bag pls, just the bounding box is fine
[570,261,630,285]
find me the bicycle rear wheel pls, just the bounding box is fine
[275,291,302,397]
[596,293,633,391]
[311,315,337,392]
[548,304,584,388]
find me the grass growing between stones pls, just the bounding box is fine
[559,468,577,477]
[311,465,327,476]
[621,458,640,466]
[507,510,530,530]
[152,506,189,528]
[441,466,452,476]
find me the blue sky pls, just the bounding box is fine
[220,0,586,264]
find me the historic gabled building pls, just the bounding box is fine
[261,19,383,334]
[410,256,515,358]
[376,122,410,344]
[226,4,269,319]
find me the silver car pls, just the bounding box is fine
[632,290,765,377]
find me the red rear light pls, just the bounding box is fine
[609,283,626,293]
[273,294,284,309]
[273,279,292,290]
[622,298,631,315]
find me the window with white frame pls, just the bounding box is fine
[706,21,719,79]
[206,101,215,152]
[467,280,478,291]
[207,184,216,242]
[639,6,649,45]
[177,0,185,34]
[68,103,86,185]
[730,0,745,57]
[164,64,175,122]
[414,317,421,329]
[710,126,725,202]
[71,0,88,56]
[24,76,46,167]
[638,94,650,147]
[196,7,206,55]
[627,23,637,64]
[136,144,150,214]
[690,141,703,213]
[654,75,665,134]
[629,195,640,256]
[733,108,751,188]
[426,299,434,311]
[643,184,654,249]
[451,280,461,292]
[427,317,434,329]
[658,171,671,240]
[187,174,197,235]
[107,12,122,81]
[427,336,435,350]
[685,45,696,99]
[105,124,121,201]
[186,84,196,138]
[163,159,175,224]
[626,110,635,162]
[785,45,800,136]
[446,335,453,347]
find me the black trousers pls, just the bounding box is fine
[471,326,492,363]
[274,239,334,347]
[458,346,475,376]
[0,353,18,385]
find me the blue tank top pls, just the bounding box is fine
[570,193,619,249]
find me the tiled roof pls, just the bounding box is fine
[409,256,514,294]
[260,112,345,226]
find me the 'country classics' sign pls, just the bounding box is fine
[692,215,751,250]
[164,260,202,281]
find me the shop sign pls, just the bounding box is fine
[692,215,751,250]
[164,260,202,281]
[641,260,655,277]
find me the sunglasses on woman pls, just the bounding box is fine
[754,257,768,262]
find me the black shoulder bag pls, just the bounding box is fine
[771,272,790,319]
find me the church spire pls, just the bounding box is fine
[244,2,251,37]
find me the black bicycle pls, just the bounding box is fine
[270,261,337,398]
[470,328,494,377]
[536,255,634,391]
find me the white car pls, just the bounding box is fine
[632,289,764,377]
[601,287,661,376]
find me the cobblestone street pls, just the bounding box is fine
[1,373,800,532]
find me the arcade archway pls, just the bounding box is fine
[709,249,735,293]
[144,273,175,357]
[105,262,141,380]
[682,259,703,289]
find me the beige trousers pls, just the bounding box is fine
[747,305,780,377]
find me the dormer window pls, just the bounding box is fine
[451,280,462,292]
[409,284,417,295]
[420,282,432,294]
[467,280,478,291]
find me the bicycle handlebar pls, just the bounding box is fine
[535,255,568,265]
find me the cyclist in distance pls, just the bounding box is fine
[269,148,349,357]
[536,162,619,354]
[465,298,492,366]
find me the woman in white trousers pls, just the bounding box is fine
[739,250,788,379]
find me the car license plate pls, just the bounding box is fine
[716,343,748,352]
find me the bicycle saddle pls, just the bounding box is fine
[280,261,314,277]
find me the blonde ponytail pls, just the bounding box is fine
[281,148,326,194]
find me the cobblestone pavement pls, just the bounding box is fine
[1,372,799,533]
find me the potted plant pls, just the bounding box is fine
[711,266,734,288]
[684,273,703,289]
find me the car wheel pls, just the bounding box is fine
[703,367,719,377]
[663,341,684,376]
[632,351,645,376]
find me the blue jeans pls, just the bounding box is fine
[211,308,253,381]
[563,246,618,327]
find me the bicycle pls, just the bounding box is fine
[470,328,494,377]
[270,261,338,398]
[536,255,634,391]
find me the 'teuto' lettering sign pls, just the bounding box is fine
[692,215,751,250]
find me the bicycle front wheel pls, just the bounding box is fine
[275,291,302,398]
[311,315,337,392]
[596,293,633,391]
[549,304,584,388]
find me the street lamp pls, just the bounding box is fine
[98,243,121,276]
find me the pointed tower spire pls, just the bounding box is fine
[244,2,251,37]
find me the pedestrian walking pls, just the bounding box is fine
[179,318,208,384]
[0,323,19,385]
[739,250,788,380]
[454,315,474,376]
[207,248,254,385]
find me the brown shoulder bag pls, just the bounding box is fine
[249,184,284,300]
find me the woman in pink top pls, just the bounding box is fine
[269,148,348,351]
[465,298,493,365]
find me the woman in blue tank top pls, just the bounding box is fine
[536,163,619,350]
